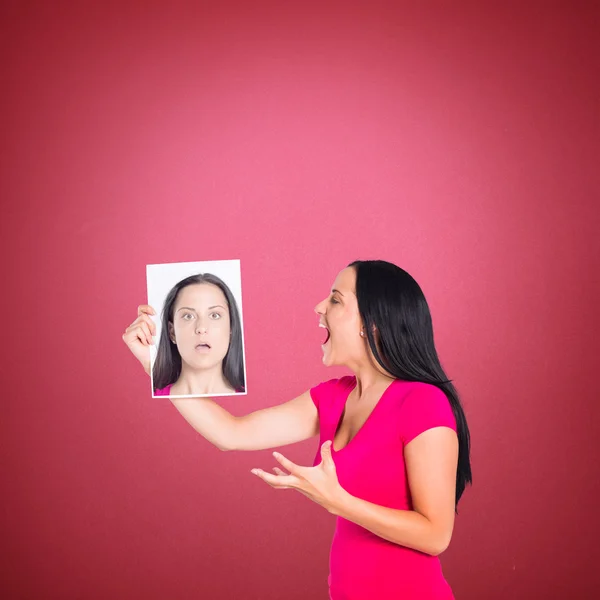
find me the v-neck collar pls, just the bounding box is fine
[331,376,398,454]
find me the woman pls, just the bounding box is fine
[122,260,472,599]
[150,272,245,396]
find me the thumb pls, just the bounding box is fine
[321,440,335,467]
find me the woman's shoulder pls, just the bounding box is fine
[394,381,457,443]
[391,380,451,413]
[399,380,445,395]
[309,375,354,409]
[310,374,354,392]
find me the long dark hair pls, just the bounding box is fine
[152,273,245,393]
[348,259,472,512]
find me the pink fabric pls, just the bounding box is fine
[310,375,457,600]
[154,383,173,396]
[154,383,245,395]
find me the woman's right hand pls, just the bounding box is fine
[122,305,157,375]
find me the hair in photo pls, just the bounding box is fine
[348,259,472,512]
[152,272,245,394]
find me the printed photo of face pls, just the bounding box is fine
[168,283,232,370]
[149,264,246,398]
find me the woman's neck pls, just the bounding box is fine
[172,365,235,395]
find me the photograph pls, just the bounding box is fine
[146,259,246,398]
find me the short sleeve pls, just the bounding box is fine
[398,384,457,446]
[309,378,340,412]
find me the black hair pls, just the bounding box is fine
[348,259,472,512]
[152,273,245,394]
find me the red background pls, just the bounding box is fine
[2,2,599,599]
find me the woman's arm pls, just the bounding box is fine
[330,426,458,556]
[167,389,319,452]
[144,363,319,451]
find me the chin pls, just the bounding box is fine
[322,353,336,367]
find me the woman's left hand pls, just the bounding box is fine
[251,440,346,514]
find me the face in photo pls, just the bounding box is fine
[168,283,232,372]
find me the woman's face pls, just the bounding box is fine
[314,267,368,367]
[168,283,232,369]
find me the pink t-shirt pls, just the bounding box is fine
[310,375,457,600]
[155,383,245,395]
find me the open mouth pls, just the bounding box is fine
[195,343,211,349]
[322,328,330,345]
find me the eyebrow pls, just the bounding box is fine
[176,305,226,312]
[331,289,344,297]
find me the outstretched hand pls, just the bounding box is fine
[251,440,346,514]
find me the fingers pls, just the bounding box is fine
[133,313,156,337]
[137,304,156,317]
[141,312,157,335]
[271,467,292,487]
[122,325,144,346]
[251,469,296,488]
[137,315,156,341]
[123,309,157,346]
[320,440,335,468]
[123,320,153,345]
[272,452,301,475]
[136,322,153,345]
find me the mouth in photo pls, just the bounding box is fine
[321,328,331,346]
[195,343,211,352]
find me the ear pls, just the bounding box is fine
[360,323,378,339]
